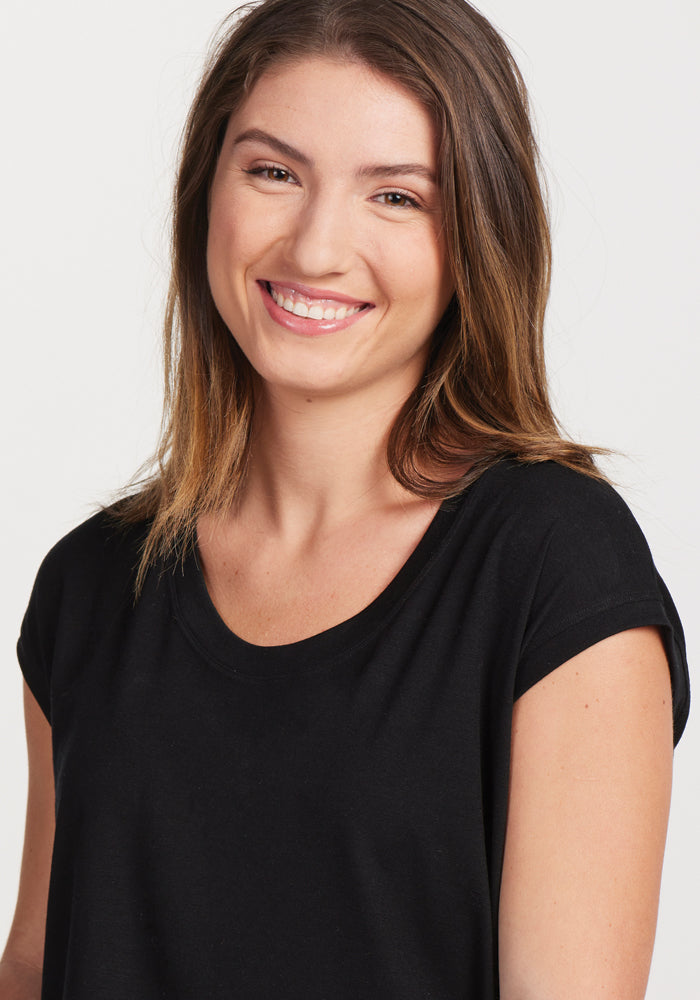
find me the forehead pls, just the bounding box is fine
[227,56,439,165]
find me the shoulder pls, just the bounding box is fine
[476,458,636,524]
[478,462,689,743]
[17,509,151,723]
[23,508,150,637]
[479,459,660,615]
[471,459,653,577]
[461,458,666,630]
[34,507,149,594]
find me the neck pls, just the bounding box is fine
[239,384,414,537]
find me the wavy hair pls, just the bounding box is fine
[112,0,604,588]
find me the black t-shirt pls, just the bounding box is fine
[17,460,689,999]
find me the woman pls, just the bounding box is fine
[1,0,689,997]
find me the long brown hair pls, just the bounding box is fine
[113,0,604,587]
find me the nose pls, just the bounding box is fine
[283,186,354,278]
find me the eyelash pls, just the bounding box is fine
[244,163,422,210]
[374,190,420,210]
[244,164,297,184]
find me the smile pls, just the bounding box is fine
[264,281,371,322]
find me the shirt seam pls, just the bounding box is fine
[522,592,665,660]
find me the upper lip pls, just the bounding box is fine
[261,279,373,308]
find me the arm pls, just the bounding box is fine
[498,626,673,1000]
[0,682,55,998]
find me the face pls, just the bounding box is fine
[207,57,454,407]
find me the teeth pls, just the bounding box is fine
[268,283,364,321]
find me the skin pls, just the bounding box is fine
[3,57,674,998]
[201,57,455,644]
[1,682,54,997]
[206,57,455,407]
[499,627,673,1000]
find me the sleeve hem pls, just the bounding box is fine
[515,598,688,746]
[16,635,52,724]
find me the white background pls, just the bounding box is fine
[1,1,697,993]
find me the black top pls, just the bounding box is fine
[17,460,689,999]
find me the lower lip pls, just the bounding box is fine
[258,281,373,337]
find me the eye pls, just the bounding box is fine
[374,190,421,209]
[245,164,297,184]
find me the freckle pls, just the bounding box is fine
[306,398,313,403]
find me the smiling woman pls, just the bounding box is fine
[1,1,690,999]
[205,59,453,402]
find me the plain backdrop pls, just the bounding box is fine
[1,0,697,993]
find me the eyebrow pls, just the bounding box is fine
[232,128,436,184]
[233,128,312,167]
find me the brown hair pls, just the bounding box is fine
[113,0,604,587]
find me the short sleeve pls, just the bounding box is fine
[514,473,689,746]
[16,547,63,724]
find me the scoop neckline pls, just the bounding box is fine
[169,474,486,678]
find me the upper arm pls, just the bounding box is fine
[498,626,673,1000]
[1,680,55,972]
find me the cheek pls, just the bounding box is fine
[208,180,260,257]
[416,228,454,313]
[207,195,245,277]
[379,230,452,315]
[206,202,251,329]
[206,188,232,285]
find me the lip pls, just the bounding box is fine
[258,280,374,337]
